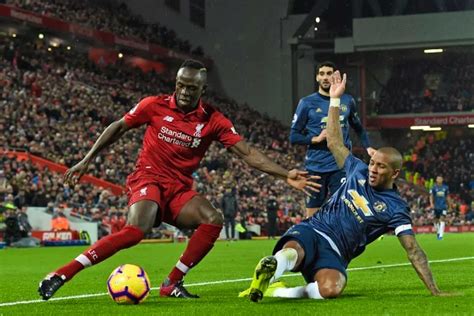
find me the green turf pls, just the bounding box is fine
[1,233,473,315]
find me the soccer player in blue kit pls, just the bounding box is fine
[430,176,451,240]
[290,61,376,217]
[240,71,446,301]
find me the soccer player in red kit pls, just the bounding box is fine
[38,59,321,300]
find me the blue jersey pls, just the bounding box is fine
[308,154,413,264]
[290,93,370,173]
[430,184,449,210]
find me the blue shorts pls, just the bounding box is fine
[434,209,447,218]
[306,169,346,208]
[273,221,347,283]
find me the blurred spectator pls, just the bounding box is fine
[51,210,70,231]
[0,170,9,197]
[17,206,32,237]
[278,215,293,235]
[13,190,27,209]
[221,187,239,241]
[3,209,22,246]
[266,193,279,239]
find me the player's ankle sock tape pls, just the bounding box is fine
[56,260,84,281]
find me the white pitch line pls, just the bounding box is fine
[1,256,473,307]
[346,256,474,271]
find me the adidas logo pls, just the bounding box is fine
[163,116,174,122]
[316,108,322,113]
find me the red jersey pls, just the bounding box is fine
[123,94,242,184]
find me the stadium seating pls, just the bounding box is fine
[7,0,204,56]
[1,31,472,235]
[402,132,473,226]
[375,54,474,114]
[0,34,308,234]
[403,133,473,193]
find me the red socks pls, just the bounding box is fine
[55,225,144,281]
[54,223,221,284]
[168,223,222,283]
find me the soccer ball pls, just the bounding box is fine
[107,264,151,304]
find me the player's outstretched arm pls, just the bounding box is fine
[398,234,443,295]
[64,118,132,186]
[326,71,350,168]
[229,140,321,196]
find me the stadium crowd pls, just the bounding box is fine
[375,54,474,114]
[398,180,473,228]
[1,33,473,239]
[400,131,474,227]
[0,34,309,236]
[7,0,205,56]
[403,132,473,192]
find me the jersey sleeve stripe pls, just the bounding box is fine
[395,224,413,236]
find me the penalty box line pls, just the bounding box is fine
[1,256,473,307]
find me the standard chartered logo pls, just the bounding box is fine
[158,126,201,148]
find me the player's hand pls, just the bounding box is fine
[311,130,327,144]
[329,70,347,99]
[286,169,321,196]
[64,159,90,186]
[367,147,377,157]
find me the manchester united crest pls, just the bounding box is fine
[373,201,387,213]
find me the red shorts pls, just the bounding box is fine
[126,170,198,226]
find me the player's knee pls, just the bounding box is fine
[201,208,224,226]
[319,284,343,299]
[126,213,154,234]
[119,225,145,246]
[127,201,159,234]
[315,270,345,298]
[127,220,153,234]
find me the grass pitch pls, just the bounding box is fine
[1,233,473,315]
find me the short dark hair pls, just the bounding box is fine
[378,147,403,170]
[316,61,336,72]
[180,59,207,71]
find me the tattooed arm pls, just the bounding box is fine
[398,234,442,295]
